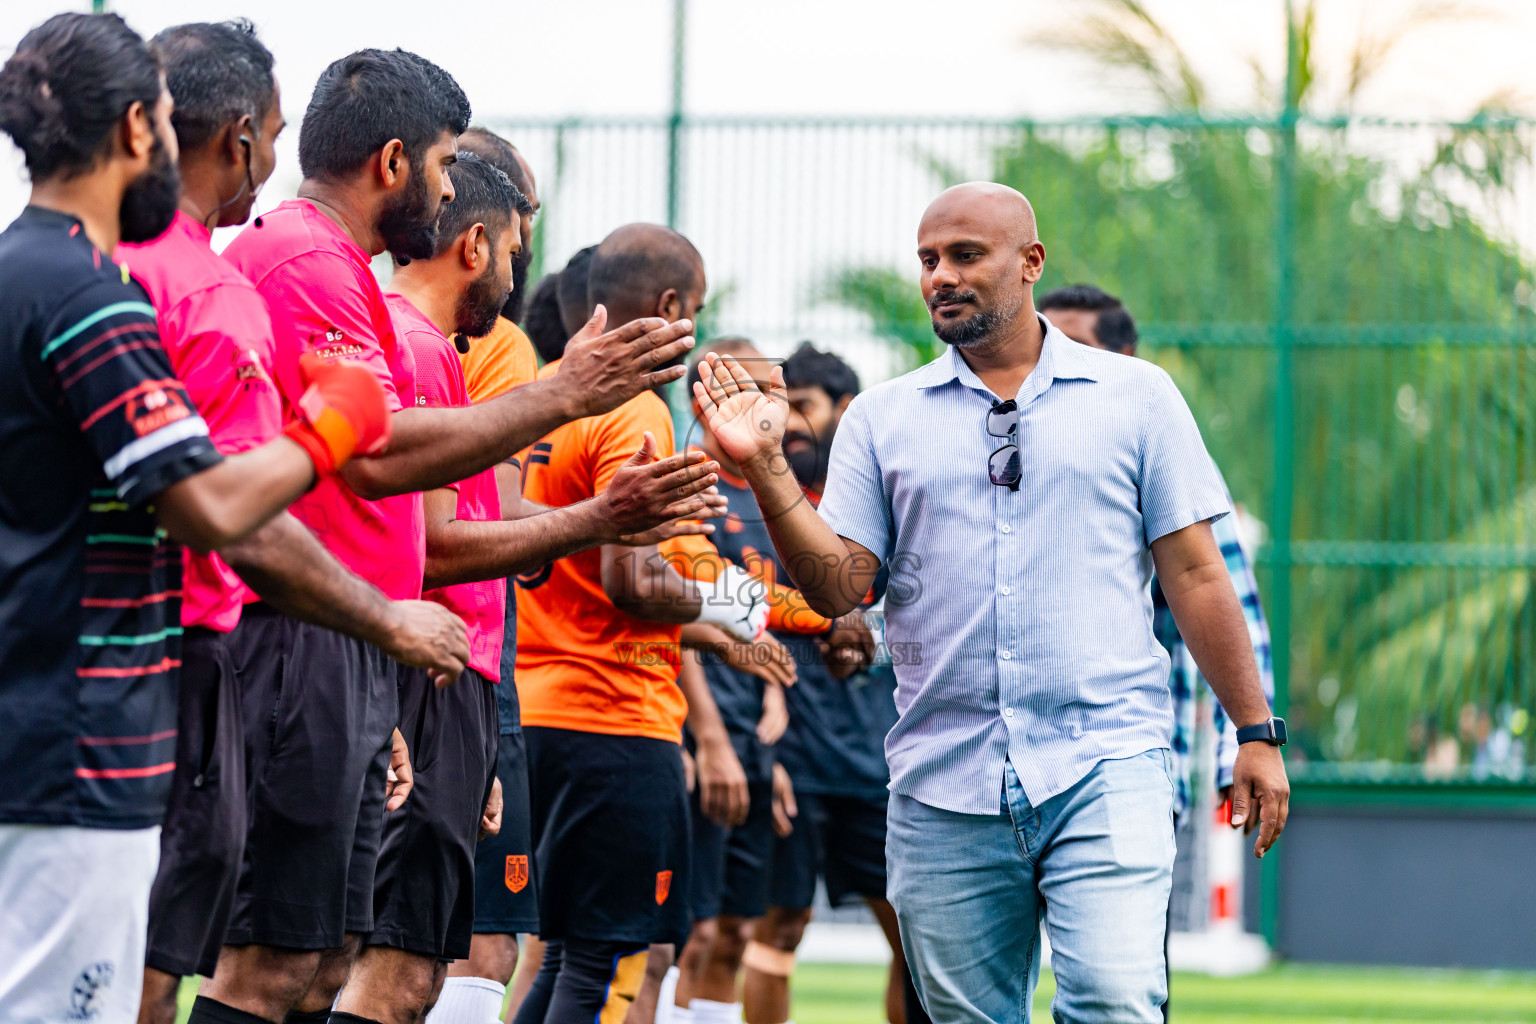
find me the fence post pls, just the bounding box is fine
[666,0,687,230]
[1263,0,1302,951]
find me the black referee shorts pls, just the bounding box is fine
[369,666,500,959]
[144,625,246,977]
[524,726,692,947]
[224,603,399,950]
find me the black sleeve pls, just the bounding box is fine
[41,278,222,506]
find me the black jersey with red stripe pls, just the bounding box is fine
[0,207,221,829]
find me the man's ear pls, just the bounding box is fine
[120,100,155,162]
[461,223,488,270]
[656,287,681,322]
[378,139,407,189]
[834,393,854,419]
[228,114,255,166]
[1022,240,1047,285]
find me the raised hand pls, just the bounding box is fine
[554,305,697,419]
[596,431,724,541]
[691,352,789,473]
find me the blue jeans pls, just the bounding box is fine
[888,750,1175,1024]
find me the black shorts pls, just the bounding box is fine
[145,626,246,977]
[225,604,399,950]
[689,777,775,922]
[473,728,540,935]
[768,791,888,911]
[370,666,500,959]
[524,726,691,947]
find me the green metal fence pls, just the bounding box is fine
[492,113,1536,793]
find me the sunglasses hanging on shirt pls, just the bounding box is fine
[987,399,1021,491]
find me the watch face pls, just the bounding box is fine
[1272,717,1288,745]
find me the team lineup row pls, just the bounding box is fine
[0,12,906,1024]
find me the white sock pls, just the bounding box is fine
[669,1008,694,1024]
[689,999,743,1024]
[426,976,507,1024]
[655,965,681,1024]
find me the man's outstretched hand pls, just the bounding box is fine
[692,352,789,475]
[1230,742,1289,858]
[598,431,726,542]
[554,306,697,419]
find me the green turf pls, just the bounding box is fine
[177,962,1536,1024]
[787,963,1536,1024]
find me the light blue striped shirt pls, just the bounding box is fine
[818,316,1230,814]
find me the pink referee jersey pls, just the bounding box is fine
[386,294,505,682]
[121,211,283,632]
[224,200,425,602]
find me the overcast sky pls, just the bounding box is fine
[2,0,1532,226]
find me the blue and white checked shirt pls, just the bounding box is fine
[1154,488,1274,819]
[818,316,1230,814]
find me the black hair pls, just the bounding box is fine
[459,126,534,200]
[557,245,598,337]
[297,48,469,181]
[523,273,568,364]
[1036,283,1138,353]
[587,224,702,320]
[151,20,274,152]
[686,336,758,396]
[433,151,520,251]
[0,13,162,180]
[781,341,860,404]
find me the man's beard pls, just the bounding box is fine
[379,167,438,263]
[500,245,531,324]
[119,137,181,243]
[929,290,1023,348]
[455,261,509,340]
[784,422,835,488]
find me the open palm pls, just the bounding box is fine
[692,353,788,470]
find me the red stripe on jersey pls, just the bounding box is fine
[76,728,178,746]
[76,657,182,679]
[79,377,182,431]
[74,761,176,779]
[51,322,151,374]
[80,590,182,608]
[60,340,160,390]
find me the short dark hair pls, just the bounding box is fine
[433,151,520,252]
[298,48,470,181]
[459,126,534,199]
[523,272,568,364]
[0,13,162,180]
[781,342,860,404]
[686,336,758,396]
[557,245,598,337]
[587,224,702,318]
[1036,283,1138,353]
[151,20,274,153]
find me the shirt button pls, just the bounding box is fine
[1004,707,1015,718]
[1001,650,1012,660]
[1000,585,1011,596]
[1000,524,1012,534]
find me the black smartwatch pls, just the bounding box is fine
[1235,717,1287,746]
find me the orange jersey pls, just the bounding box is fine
[516,361,687,741]
[461,316,539,402]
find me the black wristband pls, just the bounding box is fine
[1236,717,1287,746]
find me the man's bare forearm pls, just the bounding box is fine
[740,446,875,618]
[1157,560,1271,728]
[602,544,703,623]
[342,376,575,500]
[220,511,398,649]
[424,499,613,590]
